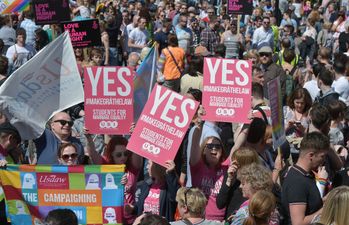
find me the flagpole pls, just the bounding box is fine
[148,43,157,98]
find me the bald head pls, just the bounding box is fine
[50,112,73,140]
[128,52,140,67]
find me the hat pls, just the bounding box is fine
[195,46,210,56]
[258,46,273,54]
[0,122,21,142]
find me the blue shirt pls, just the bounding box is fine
[34,129,84,165]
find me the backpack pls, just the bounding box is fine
[284,66,298,97]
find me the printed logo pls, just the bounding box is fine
[216,108,235,116]
[99,121,118,128]
[142,142,161,155]
[104,207,117,224]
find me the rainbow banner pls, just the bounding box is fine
[0,0,30,14]
[0,164,125,225]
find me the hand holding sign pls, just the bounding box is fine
[127,84,199,167]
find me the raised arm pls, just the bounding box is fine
[189,125,203,166]
[84,129,103,165]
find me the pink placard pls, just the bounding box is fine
[84,66,134,134]
[202,58,252,123]
[127,84,199,167]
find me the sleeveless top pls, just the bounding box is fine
[223,31,240,59]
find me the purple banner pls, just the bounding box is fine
[33,0,70,25]
[227,0,253,15]
[61,19,102,48]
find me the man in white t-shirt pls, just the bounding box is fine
[6,28,36,74]
[303,63,322,101]
[128,17,149,54]
[332,53,349,100]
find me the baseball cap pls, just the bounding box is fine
[258,46,273,54]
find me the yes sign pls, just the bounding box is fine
[84,66,133,134]
[127,84,199,167]
[202,57,252,123]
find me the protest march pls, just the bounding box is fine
[0,0,349,225]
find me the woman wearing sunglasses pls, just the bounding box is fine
[86,135,142,225]
[57,143,79,166]
[189,126,229,221]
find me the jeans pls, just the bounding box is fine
[109,47,119,66]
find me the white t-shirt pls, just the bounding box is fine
[128,27,149,53]
[332,76,349,100]
[303,80,320,101]
[6,44,35,65]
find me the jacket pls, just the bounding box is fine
[262,62,287,100]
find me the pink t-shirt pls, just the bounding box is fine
[191,158,229,221]
[143,184,161,215]
[124,166,140,224]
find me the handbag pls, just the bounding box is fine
[166,47,184,77]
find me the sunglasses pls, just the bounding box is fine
[54,120,74,127]
[113,151,130,158]
[263,21,270,24]
[206,143,222,150]
[61,153,78,161]
[259,52,271,57]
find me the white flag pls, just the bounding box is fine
[0,32,84,140]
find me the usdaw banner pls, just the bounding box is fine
[0,164,125,225]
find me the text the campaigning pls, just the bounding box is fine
[202,58,252,123]
[84,66,134,134]
[127,84,199,167]
[0,164,125,225]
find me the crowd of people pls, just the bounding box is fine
[1,0,349,225]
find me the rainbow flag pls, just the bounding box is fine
[0,164,125,225]
[133,44,158,121]
[0,0,30,14]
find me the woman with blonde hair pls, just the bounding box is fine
[244,49,259,66]
[230,163,279,225]
[243,190,276,225]
[312,186,349,225]
[217,147,260,221]
[171,187,221,225]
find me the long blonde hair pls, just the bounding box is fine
[243,190,276,225]
[319,186,349,225]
